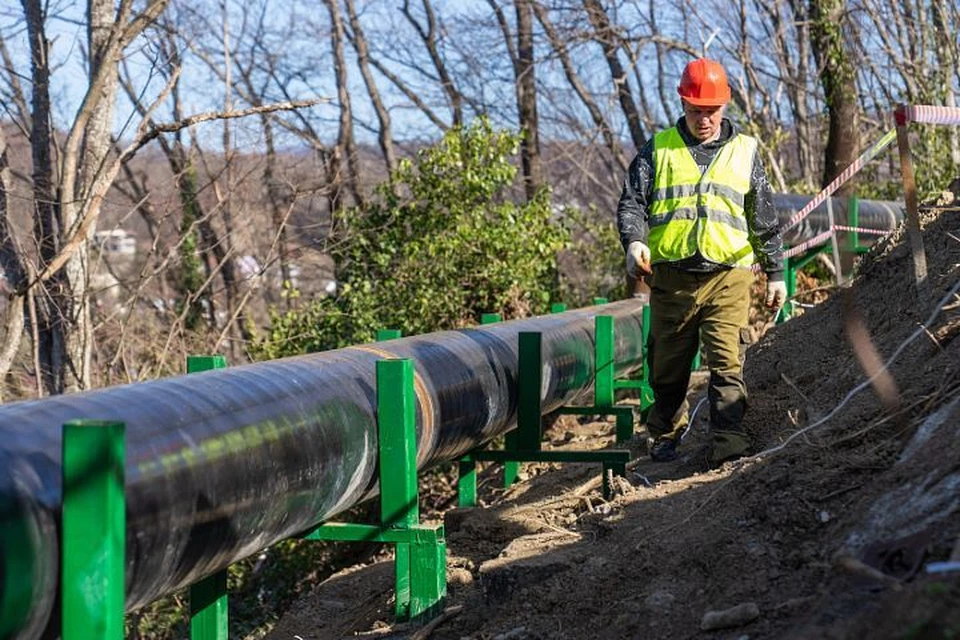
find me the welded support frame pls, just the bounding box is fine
[464,330,631,501]
[780,206,873,325]
[781,247,825,323]
[188,355,230,640]
[781,194,874,323]
[61,419,126,640]
[555,314,653,442]
[302,358,447,622]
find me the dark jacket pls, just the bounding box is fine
[616,117,784,279]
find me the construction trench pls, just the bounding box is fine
[0,196,904,639]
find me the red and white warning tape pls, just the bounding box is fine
[783,230,835,259]
[830,225,892,235]
[895,104,960,126]
[782,128,898,233]
[781,225,893,260]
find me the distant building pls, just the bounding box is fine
[94,229,137,256]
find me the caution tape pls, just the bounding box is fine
[782,128,898,233]
[896,104,960,126]
[831,225,892,235]
[783,230,835,259]
[762,103,960,268]
[782,225,892,260]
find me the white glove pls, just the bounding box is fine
[765,279,787,309]
[626,241,651,277]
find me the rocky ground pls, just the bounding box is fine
[263,192,960,640]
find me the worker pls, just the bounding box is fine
[616,57,786,465]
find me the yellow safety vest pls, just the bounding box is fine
[648,127,758,268]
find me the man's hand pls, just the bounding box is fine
[626,241,652,277]
[765,279,787,309]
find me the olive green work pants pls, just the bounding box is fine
[645,264,754,460]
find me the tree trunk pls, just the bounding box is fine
[402,0,464,127]
[931,0,960,165]
[810,0,860,191]
[514,0,543,201]
[57,0,123,392]
[344,0,398,176]
[326,0,363,208]
[23,0,63,395]
[0,125,26,400]
[788,0,817,190]
[261,118,293,307]
[809,0,860,276]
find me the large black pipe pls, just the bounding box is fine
[0,302,645,639]
[773,194,903,246]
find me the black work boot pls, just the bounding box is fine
[649,438,679,462]
[710,429,751,466]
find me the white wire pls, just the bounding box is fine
[680,396,708,443]
[741,276,960,463]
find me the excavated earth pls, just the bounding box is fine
[264,191,960,640]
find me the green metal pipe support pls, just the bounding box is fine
[0,302,644,638]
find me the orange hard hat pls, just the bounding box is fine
[678,58,731,107]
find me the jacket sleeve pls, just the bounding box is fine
[616,140,655,252]
[745,152,784,280]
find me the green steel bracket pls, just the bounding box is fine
[550,303,567,313]
[464,450,630,465]
[592,297,609,305]
[186,355,230,640]
[782,196,869,324]
[61,420,126,640]
[781,244,830,324]
[301,358,446,623]
[847,195,860,256]
[462,330,632,501]
[557,313,654,439]
[377,329,402,341]
[0,496,34,637]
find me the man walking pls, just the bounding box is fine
[617,58,785,465]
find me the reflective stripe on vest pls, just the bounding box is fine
[648,127,758,268]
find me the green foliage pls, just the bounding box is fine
[909,125,957,200]
[176,165,206,329]
[558,205,624,306]
[253,119,569,359]
[856,127,955,203]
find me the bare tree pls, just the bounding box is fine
[582,0,647,151]
[401,0,465,127]
[344,0,398,175]
[326,0,364,209]
[0,126,26,398]
[13,0,171,394]
[488,0,543,200]
[533,3,628,173]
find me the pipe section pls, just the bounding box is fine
[774,194,903,246]
[0,302,645,639]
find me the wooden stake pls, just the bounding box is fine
[895,105,929,297]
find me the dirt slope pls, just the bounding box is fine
[265,198,960,640]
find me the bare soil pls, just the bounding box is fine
[264,198,960,640]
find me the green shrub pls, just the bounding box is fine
[253,119,569,359]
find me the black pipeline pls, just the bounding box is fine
[773,194,902,246]
[0,302,644,639]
